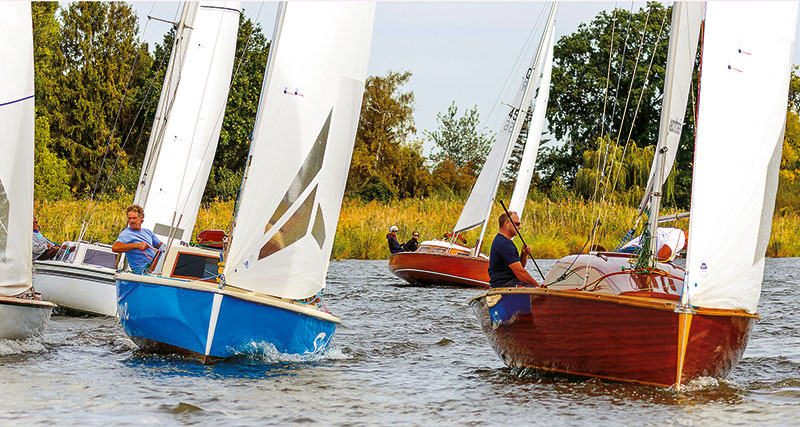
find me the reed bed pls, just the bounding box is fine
[34,196,798,259]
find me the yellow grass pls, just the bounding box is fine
[34,196,799,259]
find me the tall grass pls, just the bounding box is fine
[34,196,798,259]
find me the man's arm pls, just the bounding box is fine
[112,241,150,253]
[509,261,541,287]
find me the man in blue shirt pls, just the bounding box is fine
[112,205,163,274]
[488,211,540,288]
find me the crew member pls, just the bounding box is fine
[386,225,404,254]
[488,211,540,288]
[32,215,59,260]
[403,230,420,252]
[112,205,163,274]
[620,227,687,261]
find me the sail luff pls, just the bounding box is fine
[508,21,555,218]
[452,3,557,236]
[638,2,704,214]
[134,1,241,244]
[0,1,35,296]
[223,2,375,299]
[682,1,797,313]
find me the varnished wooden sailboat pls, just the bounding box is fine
[389,4,557,288]
[471,2,796,388]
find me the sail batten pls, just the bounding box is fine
[134,1,241,243]
[683,1,797,313]
[223,2,375,299]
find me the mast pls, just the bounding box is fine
[469,2,557,254]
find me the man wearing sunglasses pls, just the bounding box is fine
[488,211,540,288]
[402,230,420,252]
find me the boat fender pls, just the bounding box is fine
[486,294,502,307]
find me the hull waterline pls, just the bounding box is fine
[470,288,755,387]
[116,273,340,362]
[389,251,490,288]
[0,296,56,340]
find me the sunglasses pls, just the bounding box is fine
[413,234,419,237]
[514,221,521,226]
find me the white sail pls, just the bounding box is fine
[509,24,555,218]
[134,1,241,243]
[454,3,558,234]
[638,2,704,213]
[223,2,375,299]
[683,2,797,313]
[0,2,34,296]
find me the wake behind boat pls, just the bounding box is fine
[389,4,557,288]
[471,2,795,388]
[0,2,55,339]
[117,1,375,361]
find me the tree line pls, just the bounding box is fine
[30,2,800,214]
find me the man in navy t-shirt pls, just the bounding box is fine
[112,205,163,274]
[488,211,541,288]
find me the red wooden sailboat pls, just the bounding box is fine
[389,4,557,288]
[471,2,795,388]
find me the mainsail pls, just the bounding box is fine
[453,3,558,237]
[508,21,555,218]
[638,2,704,213]
[134,1,241,243]
[683,2,797,313]
[223,2,375,299]
[0,1,35,296]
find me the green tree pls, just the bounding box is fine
[424,101,494,176]
[34,116,71,201]
[541,2,695,205]
[348,71,428,200]
[204,15,271,201]
[51,2,152,195]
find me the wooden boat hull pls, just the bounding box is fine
[34,260,117,317]
[0,296,56,340]
[470,288,755,387]
[388,251,490,288]
[116,273,340,362]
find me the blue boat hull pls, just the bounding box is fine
[116,277,338,361]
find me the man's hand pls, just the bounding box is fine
[139,242,150,251]
[520,245,532,258]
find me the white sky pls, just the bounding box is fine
[130,1,800,155]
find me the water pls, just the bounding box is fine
[1,258,799,425]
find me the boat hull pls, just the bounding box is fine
[116,273,340,362]
[0,296,55,340]
[34,260,117,316]
[388,251,490,288]
[470,288,755,387]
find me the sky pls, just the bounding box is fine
[130,1,800,155]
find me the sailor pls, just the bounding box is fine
[386,225,404,254]
[619,227,687,261]
[402,230,420,252]
[488,211,541,288]
[32,215,59,260]
[112,205,164,274]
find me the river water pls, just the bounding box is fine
[1,258,798,425]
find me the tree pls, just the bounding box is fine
[348,71,428,200]
[541,2,695,203]
[49,2,152,195]
[424,101,494,177]
[204,15,271,201]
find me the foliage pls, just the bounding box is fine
[542,2,696,206]
[425,101,494,174]
[777,109,800,213]
[34,116,71,201]
[348,71,428,201]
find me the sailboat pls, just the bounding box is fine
[0,2,56,339]
[116,2,375,361]
[33,1,241,316]
[471,1,796,388]
[389,3,557,288]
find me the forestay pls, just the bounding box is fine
[134,1,241,243]
[0,2,35,296]
[683,2,797,313]
[223,2,374,299]
[638,2,703,213]
[508,21,555,218]
[453,3,558,235]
